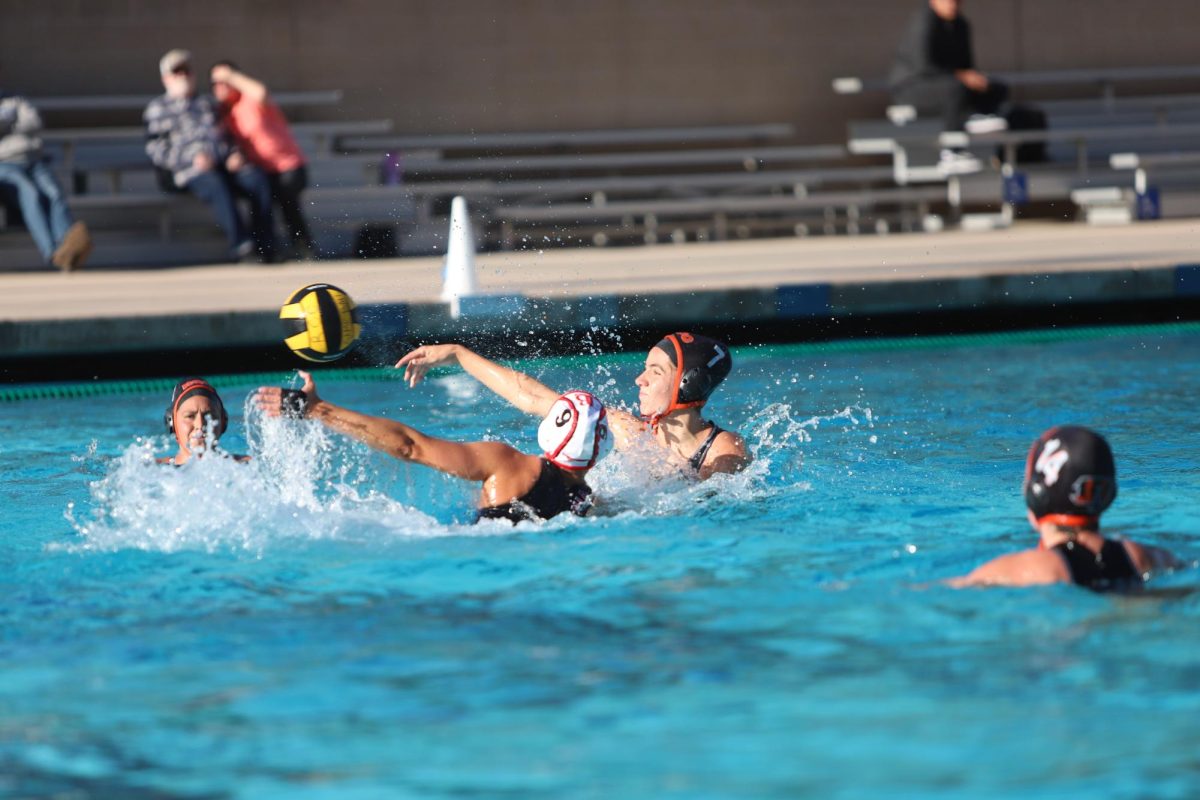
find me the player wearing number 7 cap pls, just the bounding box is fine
[395,332,748,479]
[254,372,611,524]
[950,425,1179,591]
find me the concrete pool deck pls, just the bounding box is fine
[2,219,1199,368]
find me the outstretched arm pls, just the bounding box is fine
[397,343,654,453]
[396,343,560,417]
[255,370,517,482]
[211,64,268,104]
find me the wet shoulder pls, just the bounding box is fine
[964,549,1070,587]
[1119,538,1176,575]
[700,428,751,477]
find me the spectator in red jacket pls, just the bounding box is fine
[211,61,316,260]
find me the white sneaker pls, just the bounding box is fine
[965,114,1008,134]
[233,240,256,263]
[938,149,982,175]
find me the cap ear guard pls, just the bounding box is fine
[678,365,717,406]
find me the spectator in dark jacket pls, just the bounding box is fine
[888,0,1008,133]
[0,88,92,270]
[143,49,275,262]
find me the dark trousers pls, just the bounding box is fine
[893,75,1009,132]
[268,165,313,250]
[186,166,275,260]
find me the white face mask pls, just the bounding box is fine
[538,391,612,470]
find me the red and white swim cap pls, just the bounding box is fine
[538,391,612,471]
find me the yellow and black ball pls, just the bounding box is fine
[279,283,361,363]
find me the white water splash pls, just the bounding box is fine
[60,392,876,553]
[583,401,877,518]
[61,408,449,554]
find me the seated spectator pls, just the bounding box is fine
[888,0,1028,172]
[211,61,316,260]
[0,86,92,271]
[143,49,276,263]
[888,0,1008,133]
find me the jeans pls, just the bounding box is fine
[185,166,276,260]
[268,165,314,251]
[0,159,74,262]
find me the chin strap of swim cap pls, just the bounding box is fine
[645,333,706,429]
[164,377,228,440]
[1035,513,1100,531]
[1034,514,1100,551]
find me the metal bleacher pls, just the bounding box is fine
[837,65,1200,229]
[11,63,1200,269]
[0,91,413,267]
[8,111,916,265]
[351,125,947,249]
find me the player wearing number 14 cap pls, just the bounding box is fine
[254,371,611,524]
[950,426,1179,591]
[396,332,748,479]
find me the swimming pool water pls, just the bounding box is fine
[2,327,1198,799]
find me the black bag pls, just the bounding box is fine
[1004,105,1048,164]
[155,166,187,194]
[353,224,398,259]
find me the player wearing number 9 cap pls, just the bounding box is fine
[950,426,1179,591]
[395,332,749,480]
[254,372,610,524]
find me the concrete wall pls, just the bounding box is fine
[3,0,1200,141]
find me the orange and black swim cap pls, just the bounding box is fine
[163,377,228,437]
[653,332,733,414]
[1024,425,1117,527]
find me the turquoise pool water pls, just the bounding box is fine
[2,327,1198,799]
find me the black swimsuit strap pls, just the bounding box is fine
[1052,539,1141,591]
[687,423,724,472]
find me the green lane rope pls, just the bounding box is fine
[2,320,1198,402]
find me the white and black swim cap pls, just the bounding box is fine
[538,391,612,471]
[1024,425,1117,524]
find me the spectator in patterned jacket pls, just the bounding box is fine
[143,49,276,263]
[0,87,92,270]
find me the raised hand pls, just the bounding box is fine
[395,343,460,388]
[254,370,320,418]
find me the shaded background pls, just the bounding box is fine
[4,0,1200,137]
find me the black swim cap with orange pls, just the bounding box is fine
[163,377,228,437]
[1024,425,1117,527]
[653,332,732,413]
